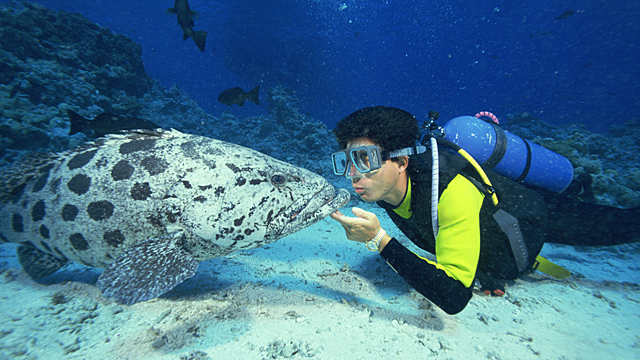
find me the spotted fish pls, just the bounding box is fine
[0,129,350,305]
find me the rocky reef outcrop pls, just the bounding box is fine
[0,1,153,157]
[505,113,640,208]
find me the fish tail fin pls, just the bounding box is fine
[67,110,89,135]
[166,7,177,14]
[247,85,261,105]
[191,30,207,52]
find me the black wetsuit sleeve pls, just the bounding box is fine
[380,238,473,315]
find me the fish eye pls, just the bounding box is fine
[271,174,287,186]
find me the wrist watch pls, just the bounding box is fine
[365,228,386,252]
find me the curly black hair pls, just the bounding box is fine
[333,106,420,151]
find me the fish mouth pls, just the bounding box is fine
[266,186,350,240]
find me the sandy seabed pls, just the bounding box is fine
[1,205,639,360]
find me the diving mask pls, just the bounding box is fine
[331,144,428,179]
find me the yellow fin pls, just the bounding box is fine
[533,255,571,279]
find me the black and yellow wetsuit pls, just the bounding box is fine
[377,145,548,314]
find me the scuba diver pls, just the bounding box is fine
[329,106,640,315]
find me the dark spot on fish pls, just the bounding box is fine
[141,156,167,176]
[12,214,23,232]
[32,170,51,193]
[194,195,207,203]
[199,185,212,191]
[106,253,113,260]
[104,230,125,247]
[39,225,50,239]
[10,183,26,204]
[555,9,575,20]
[61,204,78,221]
[40,164,54,172]
[67,174,91,195]
[0,232,8,243]
[215,227,235,240]
[182,181,192,189]
[226,163,240,173]
[119,139,157,154]
[166,210,180,223]
[49,177,61,192]
[69,233,89,251]
[147,215,163,228]
[131,182,151,201]
[87,201,114,220]
[67,150,97,170]
[215,187,224,196]
[236,177,246,186]
[244,228,254,236]
[266,210,274,224]
[234,216,245,227]
[40,238,52,251]
[250,179,267,185]
[233,234,245,241]
[31,200,45,221]
[111,160,134,181]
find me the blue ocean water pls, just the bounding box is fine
[3,0,638,132]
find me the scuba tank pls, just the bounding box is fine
[439,114,573,193]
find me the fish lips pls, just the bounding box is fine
[266,186,350,239]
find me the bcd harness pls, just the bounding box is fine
[414,116,570,279]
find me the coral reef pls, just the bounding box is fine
[0,1,153,160]
[505,114,640,208]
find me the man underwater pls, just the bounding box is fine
[330,106,640,314]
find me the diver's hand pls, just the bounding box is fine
[330,207,382,243]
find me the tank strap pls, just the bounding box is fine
[483,121,508,170]
[492,209,530,272]
[516,139,533,183]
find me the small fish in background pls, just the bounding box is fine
[530,30,554,38]
[166,0,208,52]
[555,10,575,20]
[67,110,160,138]
[218,86,261,107]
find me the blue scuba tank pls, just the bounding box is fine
[442,115,573,193]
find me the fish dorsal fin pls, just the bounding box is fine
[0,152,58,204]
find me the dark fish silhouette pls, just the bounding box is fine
[530,30,554,38]
[555,10,575,20]
[68,110,160,138]
[167,0,207,52]
[218,86,261,107]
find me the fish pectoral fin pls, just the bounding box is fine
[95,231,198,305]
[166,7,177,14]
[17,245,68,280]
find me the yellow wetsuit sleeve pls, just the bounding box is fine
[432,175,484,287]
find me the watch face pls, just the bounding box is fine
[366,240,378,251]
